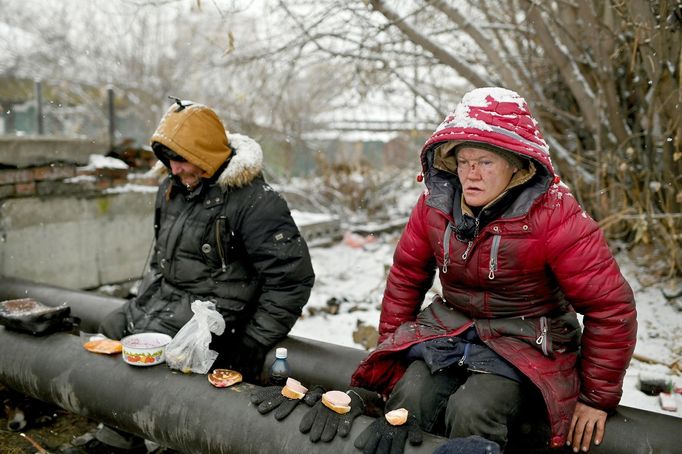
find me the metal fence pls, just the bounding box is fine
[0,79,154,149]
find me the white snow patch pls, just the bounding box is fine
[80,154,129,170]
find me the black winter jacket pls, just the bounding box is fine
[123,134,315,350]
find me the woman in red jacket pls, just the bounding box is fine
[351,87,637,453]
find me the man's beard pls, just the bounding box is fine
[174,172,202,191]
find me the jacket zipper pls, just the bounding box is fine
[442,222,453,273]
[215,216,227,272]
[458,342,471,367]
[461,218,480,261]
[536,316,549,356]
[488,235,500,280]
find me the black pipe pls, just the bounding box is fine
[1,277,681,453]
[0,328,444,454]
[0,276,124,332]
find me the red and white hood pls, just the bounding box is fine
[420,87,556,178]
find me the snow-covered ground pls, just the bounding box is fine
[291,234,682,419]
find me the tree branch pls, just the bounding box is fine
[368,0,490,87]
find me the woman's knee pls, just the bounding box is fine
[387,361,461,434]
[444,374,522,446]
[387,361,433,410]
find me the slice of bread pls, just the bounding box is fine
[321,390,351,414]
[281,377,308,399]
[208,369,243,388]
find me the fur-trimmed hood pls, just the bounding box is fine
[151,103,232,179]
[148,133,264,189]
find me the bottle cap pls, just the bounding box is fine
[275,347,288,359]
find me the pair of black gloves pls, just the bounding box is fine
[250,385,423,454]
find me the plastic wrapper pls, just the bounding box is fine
[165,300,225,374]
[0,298,78,335]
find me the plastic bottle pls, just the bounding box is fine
[269,347,290,386]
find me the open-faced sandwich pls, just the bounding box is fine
[208,369,243,388]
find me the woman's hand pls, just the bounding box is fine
[567,402,607,452]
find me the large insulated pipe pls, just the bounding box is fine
[1,277,681,453]
[0,277,370,395]
[0,276,124,332]
[0,328,444,454]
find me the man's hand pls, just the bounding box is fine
[218,335,267,383]
[567,401,607,452]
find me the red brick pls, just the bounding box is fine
[14,182,36,196]
[0,168,34,185]
[36,181,85,196]
[0,185,15,199]
[131,176,160,186]
[95,168,128,179]
[77,168,96,177]
[95,179,112,190]
[33,165,77,181]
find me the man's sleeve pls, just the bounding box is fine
[237,189,316,347]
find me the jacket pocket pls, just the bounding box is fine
[484,311,581,358]
[201,215,233,272]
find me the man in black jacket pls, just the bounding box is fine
[71,99,315,454]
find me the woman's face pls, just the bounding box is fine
[456,147,518,207]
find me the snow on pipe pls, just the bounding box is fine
[1,277,681,453]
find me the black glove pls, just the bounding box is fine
[217,335,267,382]
[354,413,423,454]
[299,389,365,442]
[250,385,324,421]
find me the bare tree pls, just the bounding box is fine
[2,0,680,273]
[252,0,682,277]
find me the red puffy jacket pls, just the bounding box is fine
[351,88,637,448]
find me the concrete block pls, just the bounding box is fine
[0,136,106,167]
[0,191,155,289]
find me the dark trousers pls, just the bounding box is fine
[386,360,524,449]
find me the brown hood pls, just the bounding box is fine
[150,103,231,178]
[147,133,263,189]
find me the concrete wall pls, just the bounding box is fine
[0,191,155,289]
[0,190,341,290]
[0,136,106,167]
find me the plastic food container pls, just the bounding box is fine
[121,332,172,366]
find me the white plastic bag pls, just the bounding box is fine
[165,300,225,374]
